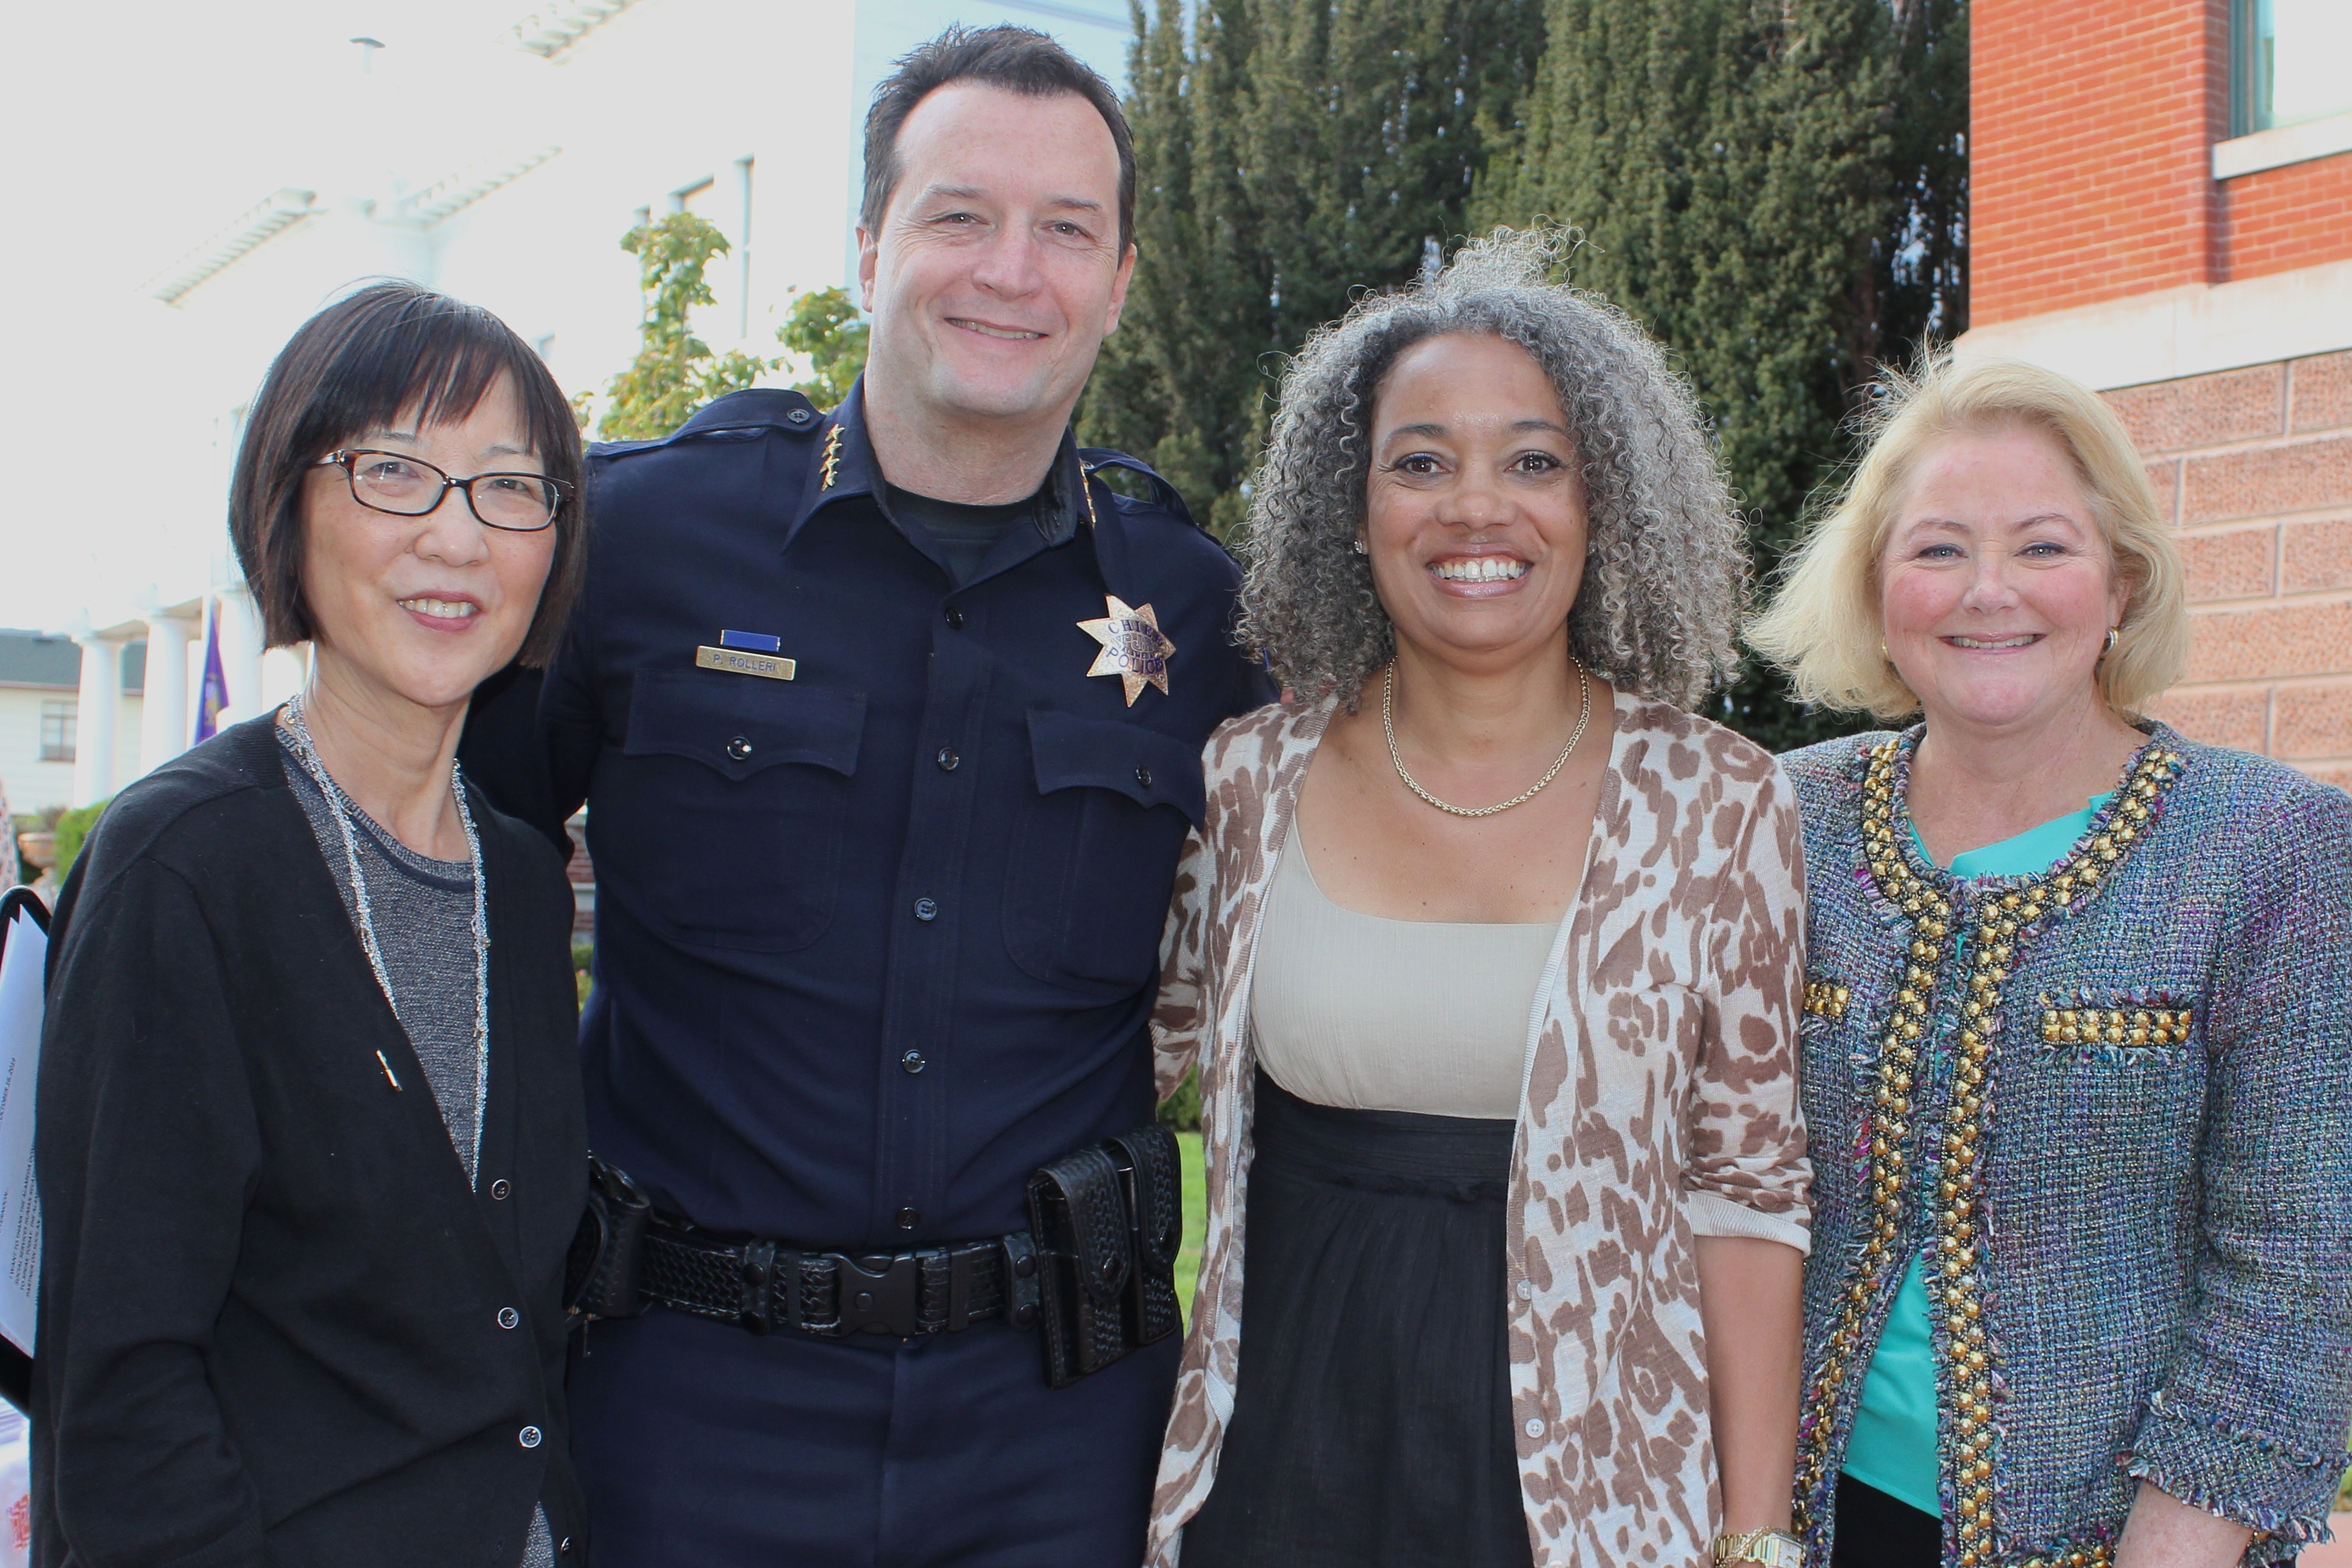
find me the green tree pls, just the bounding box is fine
[1474,0,1968,749]
[53,797,109,881]
[1085,0,1546,538]
[588,212,772,441]
[778,286,870,410]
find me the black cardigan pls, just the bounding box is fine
[31,715,588,1567]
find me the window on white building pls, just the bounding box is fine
[2235,0,2352,134]
[40,700,75,763]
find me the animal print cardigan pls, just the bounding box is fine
[1146,691,1815,1567]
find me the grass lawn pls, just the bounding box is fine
[1177,1130,1206,1328]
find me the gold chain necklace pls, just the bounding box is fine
[1381,658,1592,819]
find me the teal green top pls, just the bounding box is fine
[1840,794,2112,1517]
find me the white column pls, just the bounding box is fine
[71,634,125,806]
[215,586,264,726]
[140,616,194,772]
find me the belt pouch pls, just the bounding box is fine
[565,1155,652,1321]
[1026,1144,1134,1389]
[1106,1124,1183,1349]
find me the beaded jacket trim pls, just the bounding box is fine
[1793,731,2187,1568]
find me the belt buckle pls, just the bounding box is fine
[829,1251,923,1337]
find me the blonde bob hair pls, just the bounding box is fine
[1747,353,2189,721]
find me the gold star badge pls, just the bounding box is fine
[1077,595,1176,706]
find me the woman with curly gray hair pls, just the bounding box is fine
[1146,230,1813,1568]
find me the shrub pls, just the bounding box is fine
[1157,1065,1201,1133]
[53,799,111,881]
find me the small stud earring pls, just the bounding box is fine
[1352,538,1368,555]
[2103,627,2120,655]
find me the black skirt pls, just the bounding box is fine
[1180,1072,1532,1568]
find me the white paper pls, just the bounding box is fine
[0,911,45,1358]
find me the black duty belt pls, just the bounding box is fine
[639,1217,1044,1339]
[564,1125,1183,1384]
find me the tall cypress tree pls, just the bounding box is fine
[1086,0,1545,536]
[1476,0,1968,749]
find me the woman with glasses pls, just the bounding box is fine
[33,281,591,1567]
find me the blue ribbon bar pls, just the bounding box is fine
[719,629,783,653]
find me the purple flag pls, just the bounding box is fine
[193,604,228,743]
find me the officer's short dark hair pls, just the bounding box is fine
[228,280,587,669]
[862,24,1136,253]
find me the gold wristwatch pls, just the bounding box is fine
[1712,1528,1803,1568]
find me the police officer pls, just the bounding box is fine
[460,23,1274,1568]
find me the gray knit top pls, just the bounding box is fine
[1782,722,2352,1566]
[280,734,485,1180]
[278,732,555,1568]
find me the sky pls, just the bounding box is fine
[0,0,1130,635]
[0,1,583,631]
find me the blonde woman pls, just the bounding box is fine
[1147,232,1812,1568]
[1750,356,2352,1567]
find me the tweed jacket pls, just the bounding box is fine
[1147,691,1814,1567]
[1782,725,2352,1567]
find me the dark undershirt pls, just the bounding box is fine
[885,483,1036,585]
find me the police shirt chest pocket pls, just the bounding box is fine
[603,670,866,952]
[1003,710,1207,993]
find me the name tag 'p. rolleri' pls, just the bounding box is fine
[695,628,796,681]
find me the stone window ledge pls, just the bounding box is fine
[2213,112,2352,181]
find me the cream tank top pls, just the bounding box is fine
[1247,831,1558,1120]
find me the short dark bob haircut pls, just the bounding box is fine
[861,24,1136,253]
[228,280,586,669]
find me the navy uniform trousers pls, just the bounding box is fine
[462,383,1273,1566]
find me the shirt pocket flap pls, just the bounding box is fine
[625,670,865,781]
[1025,710,1205,827]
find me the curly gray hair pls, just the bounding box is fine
[1237,227,1745,710]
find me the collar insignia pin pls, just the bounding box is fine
[819,424,844,489]
[1076,594,1175,706]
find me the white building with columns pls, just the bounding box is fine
[49,0,1129,808]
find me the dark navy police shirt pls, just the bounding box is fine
[462,383,1273,1251]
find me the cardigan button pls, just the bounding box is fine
[498,1307,521,1330]
[519,1425,543,1449]
[490,1179,511,1201]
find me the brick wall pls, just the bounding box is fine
[2221,151,2352,281]
[1973,0,2224,325]
[2114,352,2352,789]
[1974,0,2352,323]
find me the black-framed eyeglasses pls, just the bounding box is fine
[318,449,573,532]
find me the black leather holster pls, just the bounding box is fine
[564,1156,653,1322]
[1025,1123,1185,1389]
